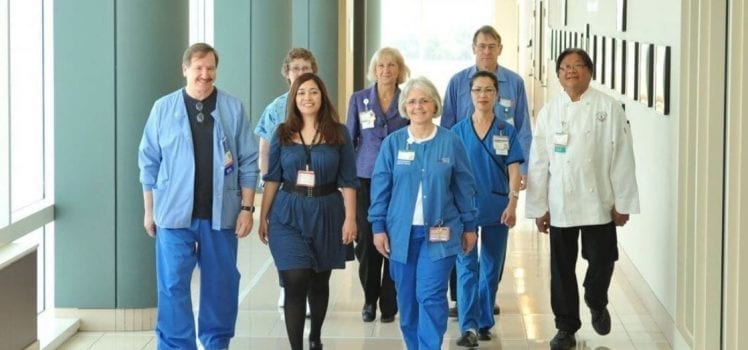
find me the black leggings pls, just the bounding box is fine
[280,268,332,350]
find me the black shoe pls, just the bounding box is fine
[493,304,501,315]
[477,327,492,341]
[309,339,323,350]
[550,330,576,350]
[456,330,479,347]
[380,313,396,323]
[362,304,376,322]
[591,307,611,335]
[448,306,458,318]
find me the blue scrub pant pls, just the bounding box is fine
[455,224,509,332]
[389,226,455,350]
[155,219,240,350]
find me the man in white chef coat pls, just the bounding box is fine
[525,48,640,350]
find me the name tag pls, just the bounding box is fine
[397,150,415,161]
[222,137,234,175]
[493,135,509,156]
[499,98,513,108]
[360,110,376,129]
[554,133,569,153]
[296,170,316,187]
[429,226,450,242]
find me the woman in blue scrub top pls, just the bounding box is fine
[346,47,410,324]
[451,71,523,346]
[258,73,358,350]
[368,76,478,350]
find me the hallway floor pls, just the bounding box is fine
[58,204,673,350]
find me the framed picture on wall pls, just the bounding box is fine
[617,0,628,32]
[562,0,568,26]
[592,35,599,80]
[639,43,654,107]
[597,35,608,85]
[626,40,639,100]
[654,45,671,115]
[615,39,627,95]
[606,37,615,89]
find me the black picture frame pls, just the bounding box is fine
[654,45,671,115]
[626,41,639,100]
[592,35,599,80]
[638,43,654,107]
[617,0,628,32]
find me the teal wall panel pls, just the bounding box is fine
[213,0,252,122]
[54,0,116,307]
[115,0,187,308]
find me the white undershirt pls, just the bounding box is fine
[408,126,438,225]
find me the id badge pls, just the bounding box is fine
[296,170,316,187]
[397,150,415,161]
[359,110,376,129]
[554,133,569,153]
[493,135,509,156]
[429,226,450,242]
[222,138,234,175]
[499,98,513,108]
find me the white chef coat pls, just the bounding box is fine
[525,87,640,227]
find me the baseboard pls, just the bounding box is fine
[54,308,156,331]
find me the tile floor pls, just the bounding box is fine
[58,201,673,350]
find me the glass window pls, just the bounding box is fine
[9,0,45,216]
[381,0,495,98]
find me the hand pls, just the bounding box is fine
[535,211,551,234]
[520,174,527,190]
[235,210,254,238]
[342,218,357,245]
[144,212,156,237]
[373,233,390,259]
[462,231,477,254]
[258,219,269,245]
[611,207,630,226]
[501,207,517,228]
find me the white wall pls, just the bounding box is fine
[543,0,681,319]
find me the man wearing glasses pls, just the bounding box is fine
[138,42,259,350]
[440,24,532,329]
[526,48,640,350]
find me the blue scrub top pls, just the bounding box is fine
[452,117,524,226]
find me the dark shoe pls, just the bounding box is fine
[477,327,492,341]
[361,304,376,322]
[309,339,323,350]
[448,306,458,318]
[591,307,611,335]
[493,304,501,315]
[380,313,396,323]
[456,330,479,347]
[550,330,576,350]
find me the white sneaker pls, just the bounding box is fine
[278,288,285,308]
[306,301,311,317]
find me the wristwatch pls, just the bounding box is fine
[509,190,519,199]
[241,205,255,212]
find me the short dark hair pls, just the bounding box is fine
[469,71,499,94]
[556,48,593,75]
[472,25,502,45]
[182,42,219,67]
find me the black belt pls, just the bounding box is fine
[281,181,338,197]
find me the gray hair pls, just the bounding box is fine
[398,76,442,119]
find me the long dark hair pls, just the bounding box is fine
[278,73,344,145]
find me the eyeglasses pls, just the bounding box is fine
[470,87,497,95]
[195,102,204,123]
[558,64,587,72]
[405,98,432,107]
[474,43,499,51]
[290,65,312,73]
